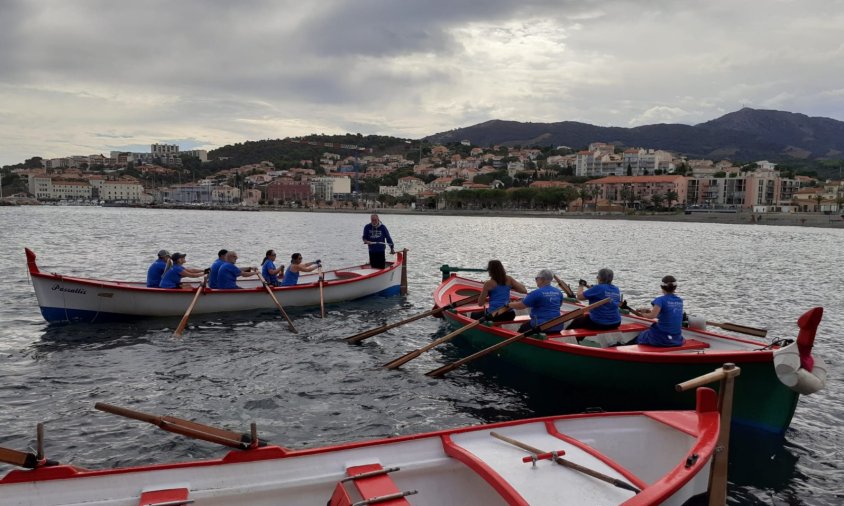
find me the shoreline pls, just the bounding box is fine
[10,203,844,228]
[269,207,844,229]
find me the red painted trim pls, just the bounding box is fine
[25,250,403,295]
[544,420,648,490]
[440,435,529,506]
[622,398,720,505]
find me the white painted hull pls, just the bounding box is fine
[0,405,719,506]
[25,249,405,323]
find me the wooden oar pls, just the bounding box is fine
[426,298,610,378]
[490,431,640,493]
[619,300,646,318]
[383,307,510,369]
[0,447,39,468]
[172,276,207,337]
[705,320,767,337]
[553,274,575,298]
[345,293,479,344]
[95,402,265,450]
[318,267,326,318]
[255,271,297,333]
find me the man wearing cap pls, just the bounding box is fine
[568,267,622,331]
[633,275,685,347]
[159,253,205,289]
[505,269,564,333]
[146,250,171,287]
[208,249,228,289]
[216,250,257,289]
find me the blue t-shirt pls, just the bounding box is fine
[638,293,685,347]
[487,283,511,312]
[280,266,299,286]
[146,259,167,287]
[217,262,243,289]
[159,264,184,289]
[262,260,280,286]
[522,284,563,330]
[362,223,394,252]
[584,284,622,325]
[208,258,225,289]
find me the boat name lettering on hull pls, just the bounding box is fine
[51,284,87,295]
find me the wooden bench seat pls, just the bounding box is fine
[614,339,710,353]
[328,463,414,506]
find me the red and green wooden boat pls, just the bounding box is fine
[432,275,828,435]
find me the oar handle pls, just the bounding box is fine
[553,275,575,298]
[675,363,741,392]
[0,447,38,468]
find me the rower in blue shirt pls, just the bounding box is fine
[208,249,227,289]
[568,268,622,331]
[260,249,284,287]
[280,253,320,286]
[506,269,564,333]
[633,275,685,347]
[216,250,257,289]
[146,249,171,287]
[159,253,205,289]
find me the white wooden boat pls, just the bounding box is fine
[25,248,406,324]
[0,390,721,506]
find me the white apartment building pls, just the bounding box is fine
[310,177,335,201]
[92,180,145,202]
[28,175,92,200]
[151,144,179,157]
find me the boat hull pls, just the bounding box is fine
[448,320,798,434]
[0,404,719,506]
[26,249,404,323]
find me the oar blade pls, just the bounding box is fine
[716,321,767,337]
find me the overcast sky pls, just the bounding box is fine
[1,0,843,166]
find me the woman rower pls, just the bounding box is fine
[280,253,321,286]
[471,260,528,322]
[260,249,284,287]
[159,253,205,289]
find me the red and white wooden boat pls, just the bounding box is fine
[24,248,406,323]
[0,389,720,506]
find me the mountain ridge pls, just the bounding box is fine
[424,108,844,161]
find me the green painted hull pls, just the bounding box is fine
[450,322,800,435]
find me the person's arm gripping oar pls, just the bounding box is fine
[345,293,479,344]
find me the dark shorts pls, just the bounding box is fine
[470,309,516,322]
[566,315,620,331]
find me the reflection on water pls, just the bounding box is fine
[0,206,842,505]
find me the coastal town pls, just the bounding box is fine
[2,138,843,216]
